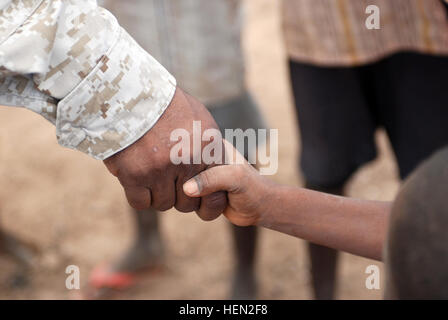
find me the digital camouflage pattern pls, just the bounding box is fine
[0,0,176,160]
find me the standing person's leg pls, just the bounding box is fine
[288,60,377,299]
[89,209,164,292]
[208,92,267,300]
[111,209,164,273]
[99,0,259,299]
[374,52,448,180]
[304,184,343,300]
[231,225,257,299]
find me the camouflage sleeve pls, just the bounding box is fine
[0,0,176,160]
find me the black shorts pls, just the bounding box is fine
[289,52,448,187]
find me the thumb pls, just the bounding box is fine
[183,165,241,197]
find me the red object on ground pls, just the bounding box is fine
[89,264,136,290]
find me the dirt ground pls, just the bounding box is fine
[0,0,400,299]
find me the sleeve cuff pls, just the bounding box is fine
[55,27,177,160]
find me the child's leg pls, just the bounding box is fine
[111,208,164,273]
[88,208,163,292]
[208,92,266,300]
[230,224,257,300]
[106,208,257,299]
[305,183,344,300]
[288,59,378,299]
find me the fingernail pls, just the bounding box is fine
[183,179,199,196]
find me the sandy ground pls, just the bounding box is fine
[0,0,400,299]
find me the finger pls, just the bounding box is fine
[124,186,151,210]
[150,180,176,212]
[183,165,242,197]
[196,191,227,221]
[222,208,254,227]
[175,176,201,213]
[192,139,236,221]
[173,163,202,213]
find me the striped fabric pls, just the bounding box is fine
[282,0,448,66]
[102,0,245,106]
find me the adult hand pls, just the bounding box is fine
[103,87,227,221]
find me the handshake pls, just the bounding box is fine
[103,87,267,225]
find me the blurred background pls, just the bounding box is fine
[0,0,402,299]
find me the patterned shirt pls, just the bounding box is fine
[282,0,448,66]
[0,0,176,160]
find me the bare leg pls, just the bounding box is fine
[230,224,257,300]
[120,210,258,299]
[87,209,163,298]
[111,208,164,273]
[305,182,344,300]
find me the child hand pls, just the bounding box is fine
[182,140,274,226]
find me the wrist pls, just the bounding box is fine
[256,184,307,229]
[254,179,283,227]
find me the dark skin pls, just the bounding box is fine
[104,87,227,221]
[183,141,391,261]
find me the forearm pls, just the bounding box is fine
[258,185,391,261]
[0,0,176,160]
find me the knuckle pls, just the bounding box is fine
[150,163,166,175]
[180,163,202,181]
[126,167,147,181]
[151,153,171,170]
